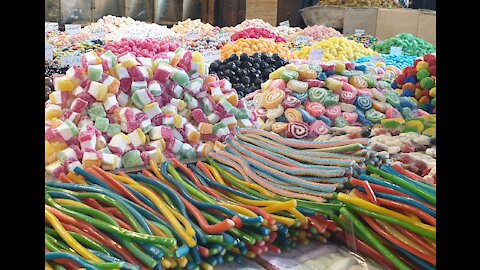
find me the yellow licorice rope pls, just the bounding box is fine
[45,209,103,262]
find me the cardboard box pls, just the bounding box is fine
[375,8,420,40]
[343,8,378,35]
[246,0,278,26]
[417,9,436,45]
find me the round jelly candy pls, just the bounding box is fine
[292,92,308,103]
[272,122,288,134]
[305,102,325,117]
[323,93,340,106]
[385,91,400,107]
[309,120,329,136]
[415,61,429,71]
[401,83,415,91]
[262,89,286,109]
[282,95,301,109]
[298,108,317,124]
[416,69,430,81]
[404,76,417,85]
[385,108,402,118]
[420,77,434,90]
[349,76,368,88]
[354,96,372,111]
[340,90,356,104]
[365,109,386,123]
[308,87,328,103]
[429,87,436,98]
[281,70,299,81]
[325,105,342,121]
[286,122,309,139]
[334,116,349,128]
[401,89,415,97]
[342,112,358,124]
[285,108,303,123]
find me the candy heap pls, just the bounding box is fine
[50,40,104,63]
[108,23,178,41]
[275,25,304,42]
[371,33,436,57]
[172,18,219,38]
[183,35,230,53]
[209,52,288,97]
[103,38,180,58]
[45,50,260,176]
[346,33,379,48]
[391,54,436,113]
[220,38,296,60]
[82,15,137,35]
[246,60,429,138]
[354,54,417,69]
[317,0,401,8]
[231,28,286,42]
[295,37,377,61]
[300,25,342,41]
[226,19,276,34]
[45,61,69,77]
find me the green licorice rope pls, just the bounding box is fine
[45,233,71,253]
[343,202,436,240]
[45,227,111,255]
[340,207,412,270]
[45,190,176,246]
[142,183,178,211]
[202,211,256,246]
[51,262,67,270]
[205,235,224,244]
[367,165,436,205]
[167,163,217,204]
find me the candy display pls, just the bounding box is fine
[294,37,377,61]
[231,28,286,42]
[391,54,436,113]
[172,18,219,37]
[317,0,401,8]
[347,33,379,48]
[103,38,180,57]
[371,33,436,57]
[220,38,296,60]
[209,52,288,97]
[44,50,264,175]
[45,13,437,270]
[354,54,417,69]
[299,25,342,41]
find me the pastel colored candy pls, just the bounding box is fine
[325,105,341,121]
[385,91,400,107]
[281,95,302,109]
[281,70,299,81]
[298,108,317,124]
[266,104,285,119]
[309,120,329,136]
[318,115,332,126]
[262,89,286,109]
[342,112,358,124]
[271,122,288,134]
[308,87,328,103]
[286,122,309,139]
[354,96,372,111]
[305,102,325,117]
[339,90,356,104]
[334,116,349,128]
[287,80,309,93]
[349,76,368,88]
[285,108,303,123]
[365,109,386,123]
[385,108,402,119]
[291,92,308,103]
[325,77,343,92]
[323,93,340,106]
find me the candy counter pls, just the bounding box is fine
[45,14,436,270]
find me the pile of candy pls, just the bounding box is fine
[346,34,379,48]
[392,54,436,113]
[44,50,264,176]
[354,54,417,69]
[379,114,436,137]
[183,36,229,53]
[245,60,432,139]
[172,18,220,37]
[82,15,136,35]
[317,0,401,8]
[231,28,286,43]
[300,25,342,41]
[209,53,288,97]
[371,33,436,57]
[45,61,69,77]
[45,77,54,102]
[50,40,105,62]
[275,25,304,41]
[227,19,276,35]
[45,31,93,50]
[294,37,377,62]
[103,38,180,58]
[220,38,296,61]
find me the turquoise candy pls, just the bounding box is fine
[323,93,340,106]
[354,96,372,111]
[365,109,386,123]
[334,116,349,128]
[94,117,109,132]
[384,91,400,107]
[236,108,249,119]
[401,107,413,119]
[308,87,328,103]
[281,70,299,81]
[292,92,308,103]
[88,105,106,119]
[107,123,122,137]
[298,108,317,124]
[122,150,144,168]
[399,97,417,109]
[180,145,197,159]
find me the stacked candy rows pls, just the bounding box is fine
[45,50,262,176]
[245,60,434,139]
[392,54,436,114]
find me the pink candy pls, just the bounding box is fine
[103,38,180,57]
[342,112,358,124]
[325,105,342,121]
[231,27,286,42]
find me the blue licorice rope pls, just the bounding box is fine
[45,252,102,270]
[380,164,436,195]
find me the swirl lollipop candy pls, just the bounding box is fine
[354,96,373,111]
[340,90,357,104]
[285,108,303,123]
[262,89,286,109]
[309,120,329,136]
[282,95,302,109]
[325,105,342,121]
[305,102,326,117]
